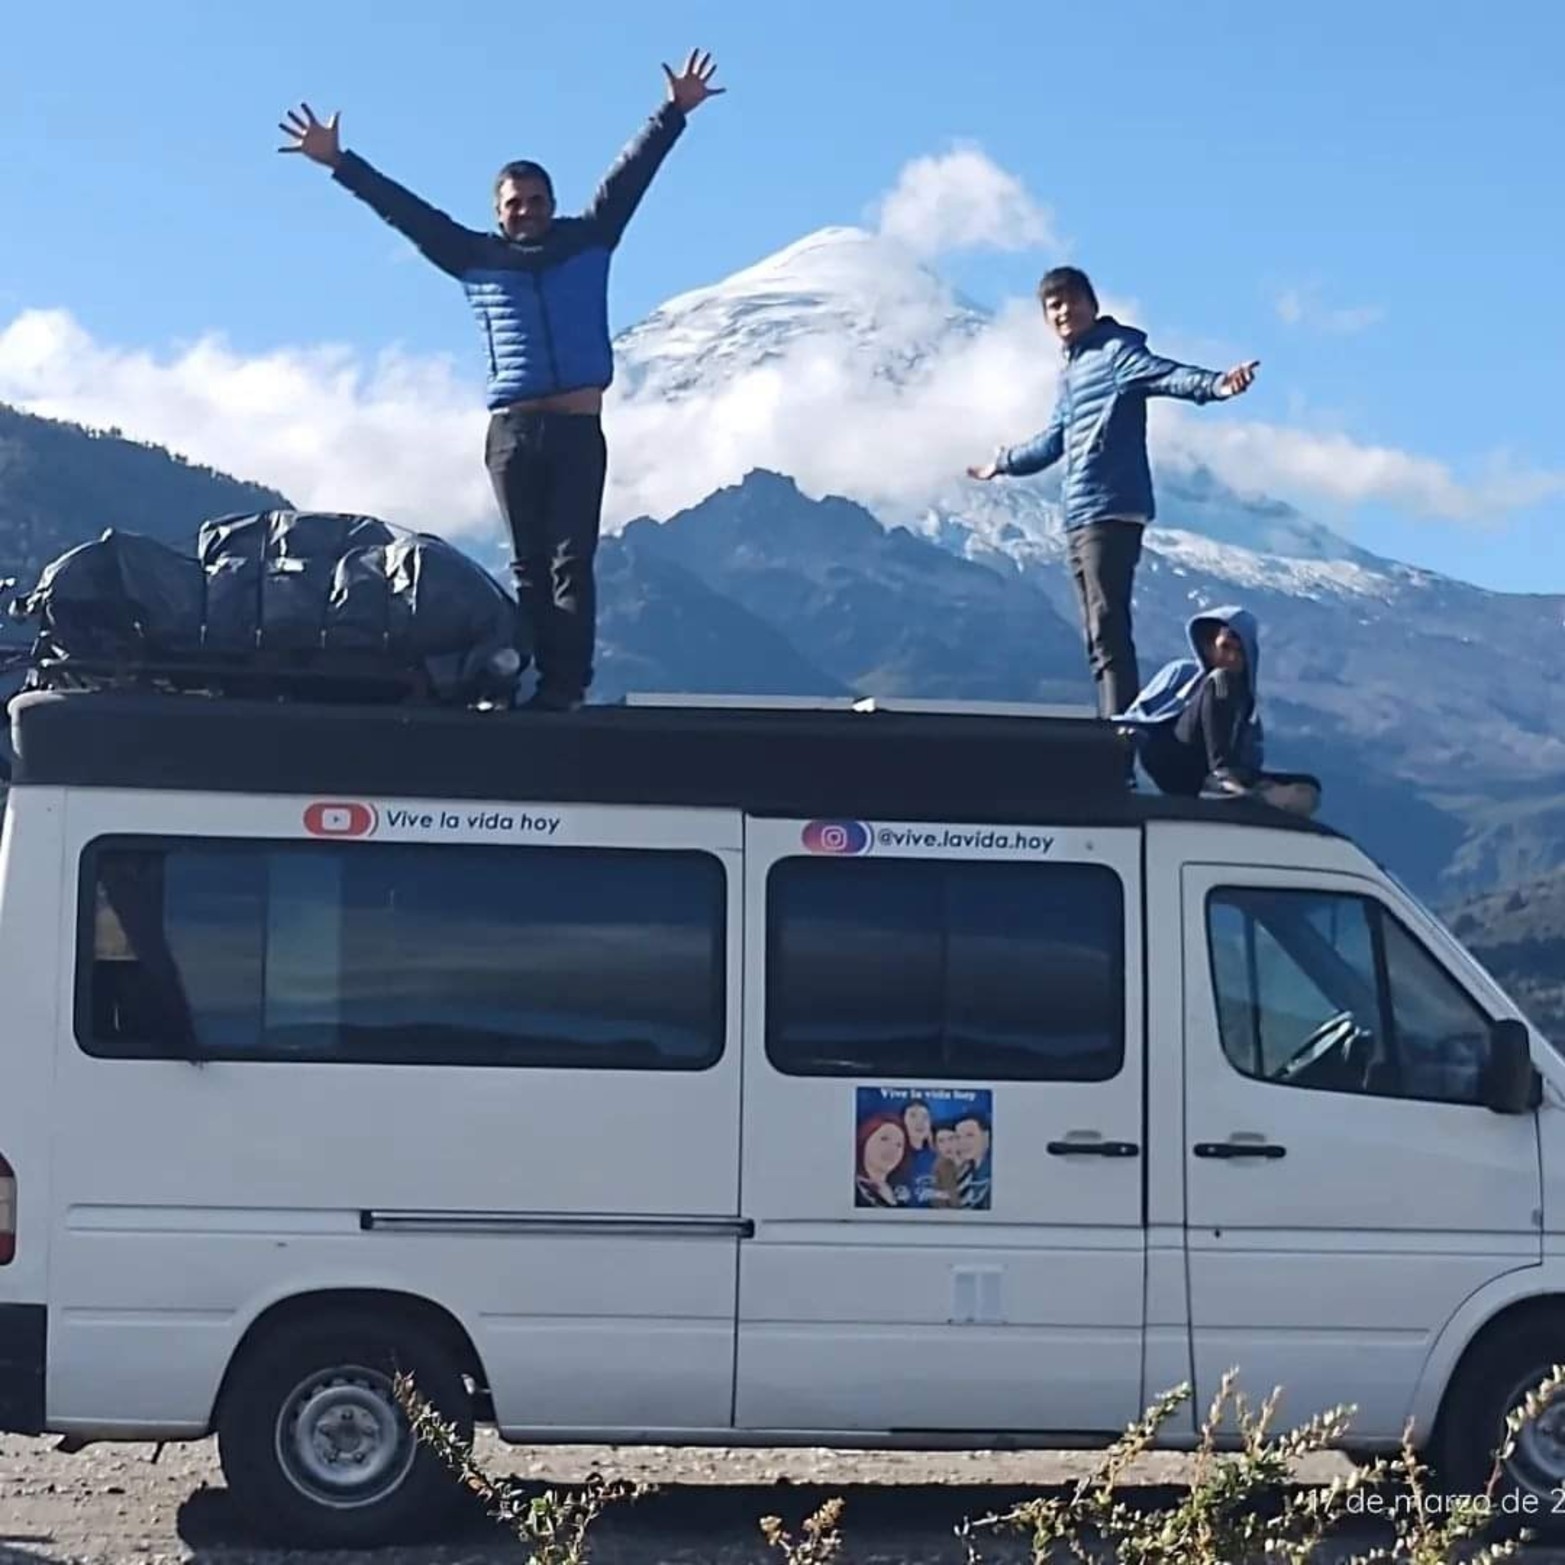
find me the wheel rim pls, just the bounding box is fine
[273,1363,418,1510]
[1500,1369,1565,1499]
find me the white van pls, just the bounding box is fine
[0,685,1561,1548]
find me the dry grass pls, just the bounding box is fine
[393,1363,1565,1564]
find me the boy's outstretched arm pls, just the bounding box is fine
[968,393,1066,480]
[278,103,478,279]
[1114,338,1259,402]
[584,49,724,245]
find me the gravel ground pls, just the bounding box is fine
[5,1433,1565,1565]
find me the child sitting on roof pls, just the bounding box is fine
[1114,605,1319,817]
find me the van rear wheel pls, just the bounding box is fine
[215,1314,474,1549]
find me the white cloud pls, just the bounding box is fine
[0,145,1556,565]
[595,196,1557,533]
[869,142,1058,259]
[599,283,1066,529]
[1276,283,1384,335]
[0,308,497,543]
[1150,401,1564,523]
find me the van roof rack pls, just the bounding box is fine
[5,686,1338,840]
[618,692,1100,719]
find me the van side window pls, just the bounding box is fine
[80,839,726,1069]
[766,857,1124,1080]
[1205,887,1492,1104]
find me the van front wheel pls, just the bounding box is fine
[215,1315,474,1549]
[1432,1313,1565,1539]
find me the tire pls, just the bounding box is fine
[1431,1312,1565,1541]
[215,1312,475,1550]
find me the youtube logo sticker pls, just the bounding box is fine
[302,801,379,839]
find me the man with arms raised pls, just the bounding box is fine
[278,50,725,709]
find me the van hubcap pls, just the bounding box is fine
[1503,1373,1565,1492]
[275,1366,416,1507]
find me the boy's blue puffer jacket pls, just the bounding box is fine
[995,315,1225,530]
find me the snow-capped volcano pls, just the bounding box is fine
[606,224,1388,585]
[613,226,990,403]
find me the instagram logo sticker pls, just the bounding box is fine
[303,801,379,839]
[801,819,872,855]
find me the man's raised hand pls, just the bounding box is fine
[663,49,724,112]
[278,104,343,168]
[1216,360,1260,398]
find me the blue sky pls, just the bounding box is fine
[2,0,1561,591]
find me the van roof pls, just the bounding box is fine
[4,687,1341,837]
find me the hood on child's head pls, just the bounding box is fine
[1186,605,1259,683]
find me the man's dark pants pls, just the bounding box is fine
[484,409,607,706]
[1067,519,1144,721]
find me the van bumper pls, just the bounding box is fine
[0,1304,45,1433]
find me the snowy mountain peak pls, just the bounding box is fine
[611,224,986,407]
[606,224,1391,590]
[646,224,959,314]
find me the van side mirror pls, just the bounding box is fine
[1485,1018,1540,1114]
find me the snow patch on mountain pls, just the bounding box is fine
[1146,529,1404,602]
[905,491,1401,603]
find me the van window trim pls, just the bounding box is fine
[71,830,732,1072]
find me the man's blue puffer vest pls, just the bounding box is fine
[333,102,686,409]
[996,315,1224,530]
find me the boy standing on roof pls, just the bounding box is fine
[967,267,1258,746]
[278,50,725,711]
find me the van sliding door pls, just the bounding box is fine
[733,814,1148,1438]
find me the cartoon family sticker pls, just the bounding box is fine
[854,1086,992,1210]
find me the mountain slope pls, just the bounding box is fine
[0,402,288,587]
[615,469,1088,704]
[604,224,1565,895]
[591,469,1473,894]
[1444,872,1565,1046]
[595,531,850,701]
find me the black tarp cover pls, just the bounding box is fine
[9,509,525,705]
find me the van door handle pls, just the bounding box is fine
[1047,1139,1140,1157]
[1193,1141,1287,1159]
